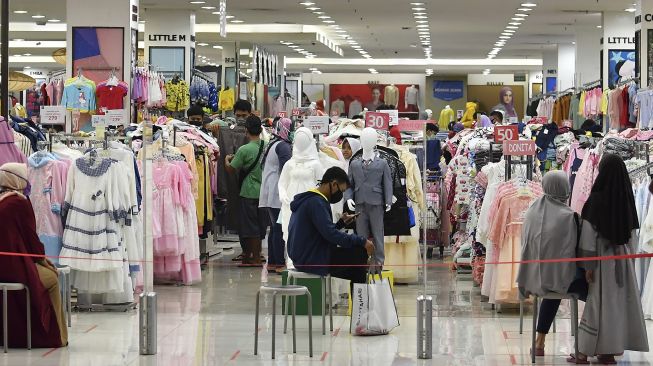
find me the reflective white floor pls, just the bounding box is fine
[4,249,653,366]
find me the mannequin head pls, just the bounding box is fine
[294,127,313,153]
[361,127,377,159]
[425,109,433,119]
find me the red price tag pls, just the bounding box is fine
[277,112,287,118]
[292,108,301,116]
[365,112,390,130]
[503,140,536,156]
[494,125,519,143]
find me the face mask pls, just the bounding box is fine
[329,183,344,204]
[236,117,247,125]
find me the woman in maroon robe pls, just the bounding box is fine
[0,162,67,348]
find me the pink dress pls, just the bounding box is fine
[570,151,600,214]
[152,161,183,257]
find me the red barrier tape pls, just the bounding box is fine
[2,250,653,267]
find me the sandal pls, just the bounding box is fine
[567,354,590,364]
[232,254,244,262]
[596,355,617,365]
[530,348,545,357]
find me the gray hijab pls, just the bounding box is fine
[517,170,578,297]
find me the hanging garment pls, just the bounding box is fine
[438,108,455,130]
[96,81,129,114]
[384,85,399,107]
[405,86,419,109]
[61,76,96,113]
[166,80,191,112]
[0,119,27,166]
[218,88,235,111]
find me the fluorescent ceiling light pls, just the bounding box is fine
[514,13,529,17]
[499,36,511,39]
[225,15,235,19]
[313,11,324,14]
[410,2,425,5]
[13,10,28,14]
[509,22,522,25]
[201,6,216,9]
[296,48,304,51]
[197,42,209,46]
[213,45,223,49]
[625,7,636,12]
[416,25,429,28]
[504,29,515,33]
[323,20,335,23]
[412,7,426,11]
[518,8,532,11]
[31,15,46,19]
[413,12,426,15]
[501,33,512,36]
[521,2,537,6]
[415,20,428,23]
[190,1,205,3]
[289,45,299,48]
[13,39,24,42]
[300,1,315,5]
[414,16,428,19]
[23,53,31,56]
[212,11,221,14]
[307,7,320,10]
[597,25,602,28]
[512,17,524,21]
[506,26,519,29]
[231,20,244,23]
[48,19,61,22]
[335,30,347,33]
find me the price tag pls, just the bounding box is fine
[91,115,107,127]
[503,140,536,156]
[494,125,519,143]
[277,111,287,118]
[377,109,399,126]
[106,109,127,126]
[292,108,301,116]
[365,112,390,130]
[508,117,519,124]
[304,116,330,135]
[40,106,65,125]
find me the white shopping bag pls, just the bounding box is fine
[350,278,400,336]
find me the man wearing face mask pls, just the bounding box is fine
[234,99,252,125]
[287,167,375,284]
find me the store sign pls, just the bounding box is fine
[607,36,635,44]
[397,119,428,132]
[106,109,127,126]
[147,34,189,42]
[277,112,287,118]
[377,109,399,126]
[365,112,390,130]
[304,116,330,135]
[487,82,504,86]
[432,80,464,101]
[494,125,518,143]
[503,140,536,156]
[40,106,65,125]
[91,115,107,127]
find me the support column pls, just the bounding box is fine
[1,0,9,120]
[143,9,195,85]
[575,26,602,85]
[601,12,636,89]
[558,43,576,90]
[542,48,558,93]
[636,0,653,86]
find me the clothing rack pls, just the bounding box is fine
[47,69,66,79]
[628,162,653,177]
[618,76,640,88]
[504,155,534,181]
[192,69,212,82]
[582,79,602,90]
[556,87,577,97]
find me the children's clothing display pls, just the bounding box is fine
[165,79,190,112]
[218,87,235,111]
[62,75,96,113]
[95,76,129,114]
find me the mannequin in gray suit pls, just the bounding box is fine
[347,128,393,265]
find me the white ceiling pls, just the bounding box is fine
[3,0,639,74]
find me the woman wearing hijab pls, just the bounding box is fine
[341,137,361,169]
[0,163,67,348]
[478,114,493,128]
[259,117,293,271]
[517,171,588,357]
[569,154,648,364]
[492,86,518,120]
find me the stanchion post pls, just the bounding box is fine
[417,122,433,359]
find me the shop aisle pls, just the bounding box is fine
[5,252,653,366]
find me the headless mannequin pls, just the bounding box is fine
[278,127,324,268]
[347,128,393,265]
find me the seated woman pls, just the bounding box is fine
[517,171,587,357]
[0,162,67,348]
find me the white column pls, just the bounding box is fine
[636,0,653,86]
[542,48,558,92]
[575,26,602,85]
[143,9,196,84]
[558,43,576,90]
[602,11,636,88]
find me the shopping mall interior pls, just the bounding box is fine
[3,0,653,365]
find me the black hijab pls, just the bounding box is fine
[581,153,639,245]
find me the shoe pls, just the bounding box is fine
[232,254,244,262]
[530,348,545,357]
[566,354,590,364]
[596,356,617,365]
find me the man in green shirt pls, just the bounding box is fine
[225,116,266,266]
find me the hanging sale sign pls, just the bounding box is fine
[365,112,390,130]
[494,125,519,143]
[304,116,330,135]
[503,140,536,156]
[277,111,287,118]
[106,109,127,126]
[377,109,399,126]
[40,106,66,125]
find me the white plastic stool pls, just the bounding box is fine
[284,270,332,335]
[56,266,71,327]
[254,284,313,359]
[0,283,31,353]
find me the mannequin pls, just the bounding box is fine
[330,98,345,117]
[384,84,399,108]
[438,105,455,130]
[405,84,419,111]
[349,97,363,118]
[347,128,393,265]
[278,127,324,267]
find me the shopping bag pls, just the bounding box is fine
[350,277,400,336]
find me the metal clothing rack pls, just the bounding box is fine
[582,79,602,90]
[618,76,640,88]
[192,68,213,82]
[505,155,534,181]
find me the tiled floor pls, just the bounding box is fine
[3,250,653,365]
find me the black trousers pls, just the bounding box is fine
[329,246,368,285]
[536,268,588,334]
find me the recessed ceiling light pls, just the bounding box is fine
[202,6,216,9]
[197,42,209,46]
[190,1,205,3]
[289,45,298,48]
[521,2,537,6]
[597,25,603,28]
[413,12,426,15]
[323,20,335,23]
[307,7,320,10]
[313,11,324,15]
[506,26,519,29]
[23,53,31,56]
[231,20,244,23]
[48,19,61,22]
[625,7,636,12]
[504,29,516,33]
[514,13,529,17]
[509,22,522,26]
[213,45,223,49]
[212,11,221,14]
[416,25,429,28]
[13,10,28,14]
[415,20,428,23]
[414,15,428,19]
[300,1,315,5]
[31,15,45,19]
[225,15,235,19]
[499,35,511,39]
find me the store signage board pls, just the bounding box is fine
[277,111,287,118]
[292,108,301,116]
[366,112,390,130]
[503,140,536,156]
[494,125,519,143]
[40,106,65,125]
[304,116,330,135]
[91,115,107,127]
[397,119,428,132]
[378,109,399,126]
[106,109,127,126]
